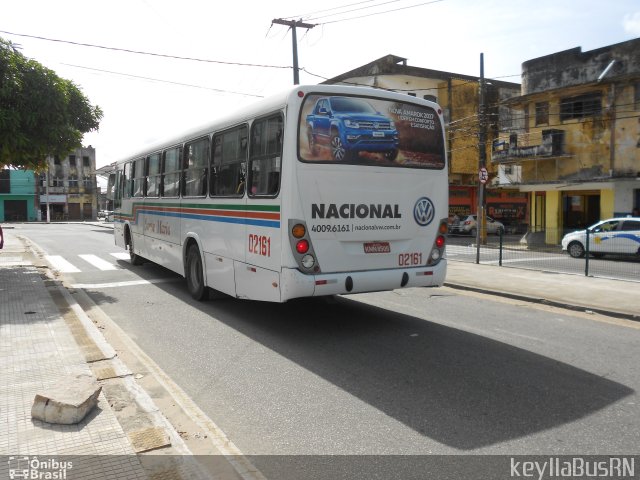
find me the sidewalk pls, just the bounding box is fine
[0,226,637,478]
[445,260,640,321]
[0,229,248,480]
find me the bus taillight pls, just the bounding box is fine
[296,239,309,254]
[288,219,322,274]
[427,219,448,265]
[292,224,306,238]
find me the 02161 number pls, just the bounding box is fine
[249,234,271,257]
[398,252,422,266]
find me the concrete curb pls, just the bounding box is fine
[444,281,639,322]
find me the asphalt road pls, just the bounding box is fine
[13,224,640,473]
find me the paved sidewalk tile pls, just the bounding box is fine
[0,266,147,478]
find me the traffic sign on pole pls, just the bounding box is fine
[479,167,488,184]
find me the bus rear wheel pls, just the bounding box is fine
[128,229,144,266]
[186,245,207,301]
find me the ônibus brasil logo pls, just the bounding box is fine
[413,197,435,226]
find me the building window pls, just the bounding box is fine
[83,156,90,167]
[83,176,93,189]
[0,170,9,193]
[535,102,549,125]
[52,177,63,187]
[69,155,76,166]
[68,175,78,187]
[53,156,61,166]
[560,93,601,121]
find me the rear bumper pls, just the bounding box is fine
[280,260,447,302]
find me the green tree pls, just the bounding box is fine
[0,37,103,171]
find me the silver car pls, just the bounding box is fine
[450,214,505,236]
[561,217,640,258]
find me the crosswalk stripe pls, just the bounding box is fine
[110,252,130,261]
[79,254,118,271]
[70,278,180,289]
[45,255,81,273]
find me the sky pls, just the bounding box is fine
[3,0,640,178]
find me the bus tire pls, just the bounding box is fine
[128,228,144,266]
[186,245,208,301]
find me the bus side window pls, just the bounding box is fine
[146,153,161,197]
[183,137,209,197]
[162,147,182,198]
[211,125,247,197]
[123,162,132,199]
[249,114,282,197]
[132,158,146,198]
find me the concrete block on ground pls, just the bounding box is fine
[31,373,102,424]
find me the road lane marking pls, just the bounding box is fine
[46,255,81,273]
[79,254,118,271]
[71,278,180,289]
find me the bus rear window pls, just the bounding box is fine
[300,94,445,169]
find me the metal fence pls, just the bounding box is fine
[447,227,640,283]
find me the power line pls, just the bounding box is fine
[0,29,290,69]
[283,0,381,22]
[314,0,445,25]
[62,63,264,97]
[303,0,406,22]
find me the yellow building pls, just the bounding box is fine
[493,38,640,243]
[324,55,525,229]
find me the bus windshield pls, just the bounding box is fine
[300,93,445,169]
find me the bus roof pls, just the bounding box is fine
[113,84,442,165]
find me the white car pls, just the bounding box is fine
[561,217,640,258]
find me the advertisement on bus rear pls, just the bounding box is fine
[300,94,445,168]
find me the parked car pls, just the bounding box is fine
[98,210,114,221]
[306,96,399,162]
[449,214,505,236]
[561,217,640,258]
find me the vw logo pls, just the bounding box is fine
[414,197,435,226]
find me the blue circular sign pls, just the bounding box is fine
[414,197,435,226]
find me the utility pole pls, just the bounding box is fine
[476,53,487,263]
[45,161,51,224]
[271,19,316,85]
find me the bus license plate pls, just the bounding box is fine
[364,242,391,254]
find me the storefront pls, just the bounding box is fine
[449,186,529,233]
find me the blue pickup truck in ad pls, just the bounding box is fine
[305,96,399,162]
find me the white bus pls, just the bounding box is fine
[109,84,448,303]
